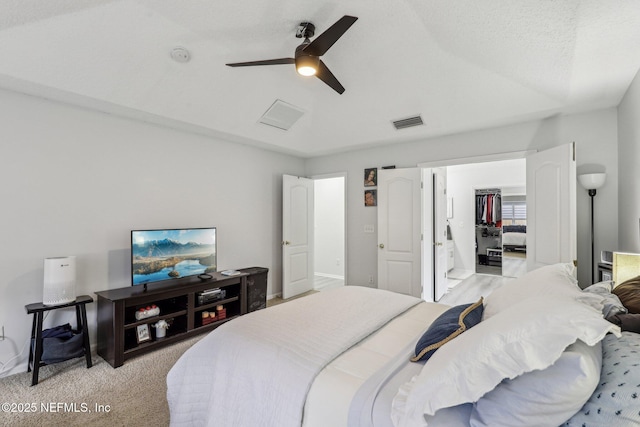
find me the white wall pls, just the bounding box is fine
[305,109,619,288]
[314,177,345,278]
[447,159,526,272]
[0,87,626,377]
[618,69,640,253]
[0,89,304,376]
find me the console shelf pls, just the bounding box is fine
[96,269,264,368]
[194,296,239,313]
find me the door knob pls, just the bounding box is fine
[282,241,291,246]
[379,243,384,249]
[435,242,443,247]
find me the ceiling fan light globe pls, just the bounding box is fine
[295,53,319,77]
[297,66,317,76]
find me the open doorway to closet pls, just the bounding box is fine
[475,188,503,276]
[442,158,527,287]
[313,174,345,291]
[381,144,575,303]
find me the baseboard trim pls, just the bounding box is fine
[314,273,345,280]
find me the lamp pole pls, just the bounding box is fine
[578,172,606,286]
[588,189,596,285]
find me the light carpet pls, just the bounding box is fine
[0,296,298,426]
[0,335,204,426]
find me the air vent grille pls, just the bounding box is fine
[392,115,424,130]
[259,100,305,130]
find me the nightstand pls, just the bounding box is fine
[25,295,93,386]
[598,263,613,282]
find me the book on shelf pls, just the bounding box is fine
[220,270,241,276]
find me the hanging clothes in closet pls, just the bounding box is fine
[475,190,502,227]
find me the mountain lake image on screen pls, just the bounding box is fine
[131,227,217,285]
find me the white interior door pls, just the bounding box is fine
[433,167,448,301]
[526,143,577,271]
[377,168,422,297]
[421,168,434,302]
[282,174,314,299]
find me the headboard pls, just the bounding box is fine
[503,225,526,233]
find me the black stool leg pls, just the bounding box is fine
[27,314,36,373]
[31,313,44,386]
[80,303,92,368]
[75,305,82,332]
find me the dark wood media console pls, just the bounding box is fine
[96,268,267,368]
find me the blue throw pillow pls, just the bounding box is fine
[411,298,484,362]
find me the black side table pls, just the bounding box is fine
[25,295,93,386]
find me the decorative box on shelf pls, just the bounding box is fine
[201,311,216,325]
[201,305,227,325]
[135,305,159,320]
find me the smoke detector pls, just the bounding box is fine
[170,47,191,63]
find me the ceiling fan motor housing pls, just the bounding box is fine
[295,42,319,76]
[296,22,315,39]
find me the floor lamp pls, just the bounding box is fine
[578,173,606,284]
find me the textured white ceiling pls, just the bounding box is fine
[1,0,639,157]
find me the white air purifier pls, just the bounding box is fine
[43,256,76,306]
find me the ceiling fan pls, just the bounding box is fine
[226,15,358,94]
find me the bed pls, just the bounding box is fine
[167,263,640,427]
[502,225,526,252]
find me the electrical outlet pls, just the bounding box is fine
[368,275,374,284]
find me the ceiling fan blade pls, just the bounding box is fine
[316,60,345,94]
[303,15,358,57]
[226,58,295,67]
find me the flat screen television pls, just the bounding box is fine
[131,227,217,286]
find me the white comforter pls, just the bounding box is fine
[167,286,421,427]
[502,232,526,247]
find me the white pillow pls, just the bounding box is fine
[482,263,603,320]
[391,296,620,427]
[469,339,602,427]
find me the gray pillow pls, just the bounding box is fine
[582,281,627,318]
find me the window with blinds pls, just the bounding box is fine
[503,201,527,224]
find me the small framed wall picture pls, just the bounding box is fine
[365,189,377,207]
[136,324,151,343]
[364,168,377,187]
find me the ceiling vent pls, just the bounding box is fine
[259,100,305,130]
[392,115,424,130]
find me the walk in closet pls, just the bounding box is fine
[475,188,502,275]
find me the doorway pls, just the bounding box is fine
[443,158,526,283]
[313,174,345,290]
[281,173,345,300]
[475,188,503,276]
[425,143,576,300]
